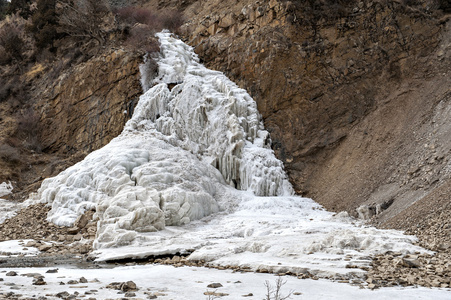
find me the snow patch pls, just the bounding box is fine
[0,181,13,198]
[0,240,40,257]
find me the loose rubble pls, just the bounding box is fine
[0,203,96,259]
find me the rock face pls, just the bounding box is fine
[148,0,451,226]
[37,49,142,155]
[0,48,142,201]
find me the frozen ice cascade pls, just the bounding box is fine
[33,33,429,277]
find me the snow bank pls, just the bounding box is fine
[1,265,450,300]
[33,33,430,277]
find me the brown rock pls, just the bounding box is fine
[38,244,52,252]
[219,13,235,28]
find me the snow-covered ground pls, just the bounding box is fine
[0,240,39,257]
[0,264,450,300]
[0,33,449,298]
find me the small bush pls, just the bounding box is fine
[28,0,60,51]
[0,22,25,62]
[114,6,155,25]
[126,25,160,53]
[158,9,184,33]
[438,0,451,12]
[114,6,184,33]
[7,0,32,19]
[264,276,293,300]
[0,143,21,165]
[0,0,9,20]
[15,109,42,152]
[0,78,11,102]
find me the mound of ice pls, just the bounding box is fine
[35,32,291,250]
[33,33,430,277]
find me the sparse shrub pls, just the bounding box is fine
[437,0,451,12]
[264,276,293,300]
[0,78,11,102]
[113,6,182,54]
[15,109,42,152]
[0,14,35,65]
[0,143,21,165]
[158,9,184,33]
[57,0,112,48]
[7,0,32,19]
[0,22,25,62]
[28,0,59,50]
[114,6,155,25]
[126,25,160,53]
[0,0,9,20]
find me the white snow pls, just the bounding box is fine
[0,264,449,300]
[0,182,13,198]
[0,182,18,224]
[0,240,40,257]
[19,31,438,291]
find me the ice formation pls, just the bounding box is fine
[33,33,429,276]
[36,32,291,249]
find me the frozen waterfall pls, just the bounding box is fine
[33,33,428,276]
[36,32,292,248]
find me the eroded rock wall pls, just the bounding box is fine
[37,49,142,155]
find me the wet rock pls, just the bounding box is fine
[67,227,79,235]
[21,272,42,277]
